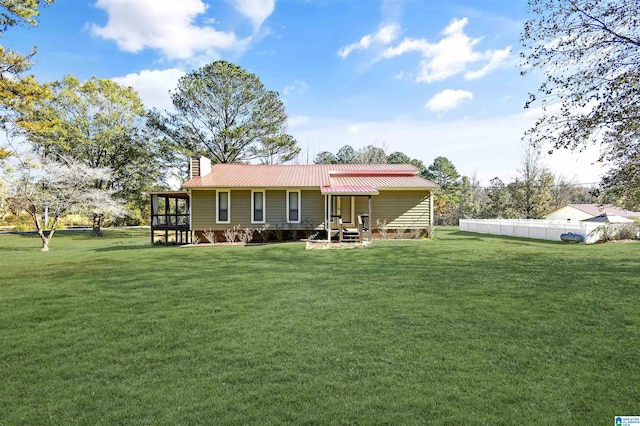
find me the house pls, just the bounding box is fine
[544,204,640,222]
[148,156,438,243]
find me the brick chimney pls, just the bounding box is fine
[189,155,211,179]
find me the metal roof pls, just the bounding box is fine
[569,204,640,219]
[183,164,438,191]
[321,185,379,195]
[581,213,635,223]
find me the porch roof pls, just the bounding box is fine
[321,185,379,195]
[143,191,190,199]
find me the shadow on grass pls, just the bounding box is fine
[91,244,155,252]
[445,230,569,245]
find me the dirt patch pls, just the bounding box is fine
[305,241,370,250]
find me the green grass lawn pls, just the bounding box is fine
[1,228,638,424]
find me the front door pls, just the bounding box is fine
[334,196,354,225]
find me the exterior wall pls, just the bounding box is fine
[371,190,431,229]
[300,190,325,229]
[544,206,592,222]
[190,188,325,231]
[191,190,216,230]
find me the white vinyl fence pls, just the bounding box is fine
[459,219,602,244]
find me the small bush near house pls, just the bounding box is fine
[202,228,216,244]
[273,224,284,242]
[239,228,254,244]
[223,225,240,243]
[257,223,271,242]
[302,217,316,240]
[376,219,388,239]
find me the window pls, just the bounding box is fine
[287,190,300,223]
[217,191,230,223]
[252,190,265,223]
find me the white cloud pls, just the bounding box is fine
[338,24,400,58]
[425,89,473,112]
[465,46,511,80]
[287,115,309,128]
[231,0,275,30]
[283,80,310,96]
[112,68,186,110]
[90,0,258,60]
[381,17,510,83]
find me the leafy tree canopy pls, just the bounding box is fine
[336,145,358,164]
[424,156,459,190]
[521,0,640,207]
[153,61,299,164]
[4,154,123,250]
[314,151,337,164]
[0,0,53,31]
[17,75,173,231]
[0,0,54,129]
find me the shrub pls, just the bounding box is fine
[202,228,216,244]
[257,223,271,242]
[273,224,284,242]
[239,228,254,244]
[614,223,640,240]
[376,219,388,239]
[410,227,422,239]
[302,217,316,240]
[223,225,240,243]
[424,226,435,239]
[595,225,615,242]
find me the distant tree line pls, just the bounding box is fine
[315,144,602,225]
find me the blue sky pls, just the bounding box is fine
[8,0,607,185]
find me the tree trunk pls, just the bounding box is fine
[29,208,59,251]
[92,213,103,237]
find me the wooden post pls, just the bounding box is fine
[164,196,169,243]
[327,194,332,242]
[150,195,155,245]
[368,195,372,239]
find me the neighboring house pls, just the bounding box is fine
[149,156,438,243]
[545,204,640,222]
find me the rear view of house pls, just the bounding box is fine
[150,156,437,243]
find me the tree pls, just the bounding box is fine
[153,60,299,164]
[549,174,578,211]
[458,174,486,219]
[509,146,554,218]
[314,151,336,164]
[17,75,171,235]
[600,138,640,210]
[424,156,459,190]
[387,151,411,164]
[521,0,640,206]
[388,151,426,174]
[336,145,358,164]
[4,155,124,251]
[484,177,511,218]
[0,0,54,129]
[424,156,461,224]
[1,0,54,29]
[357,145,387,163]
